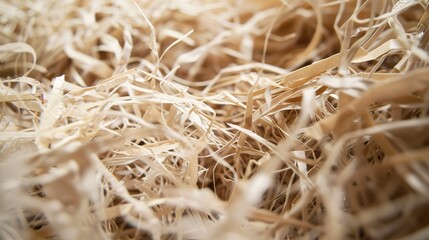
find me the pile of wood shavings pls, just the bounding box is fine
[1,0,429,239]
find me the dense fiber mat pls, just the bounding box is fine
[1,0,429,239]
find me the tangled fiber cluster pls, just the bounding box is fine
[1,0,429,239]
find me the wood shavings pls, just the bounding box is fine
[1,0,429,239]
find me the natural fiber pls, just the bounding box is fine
[1,0,429,239]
